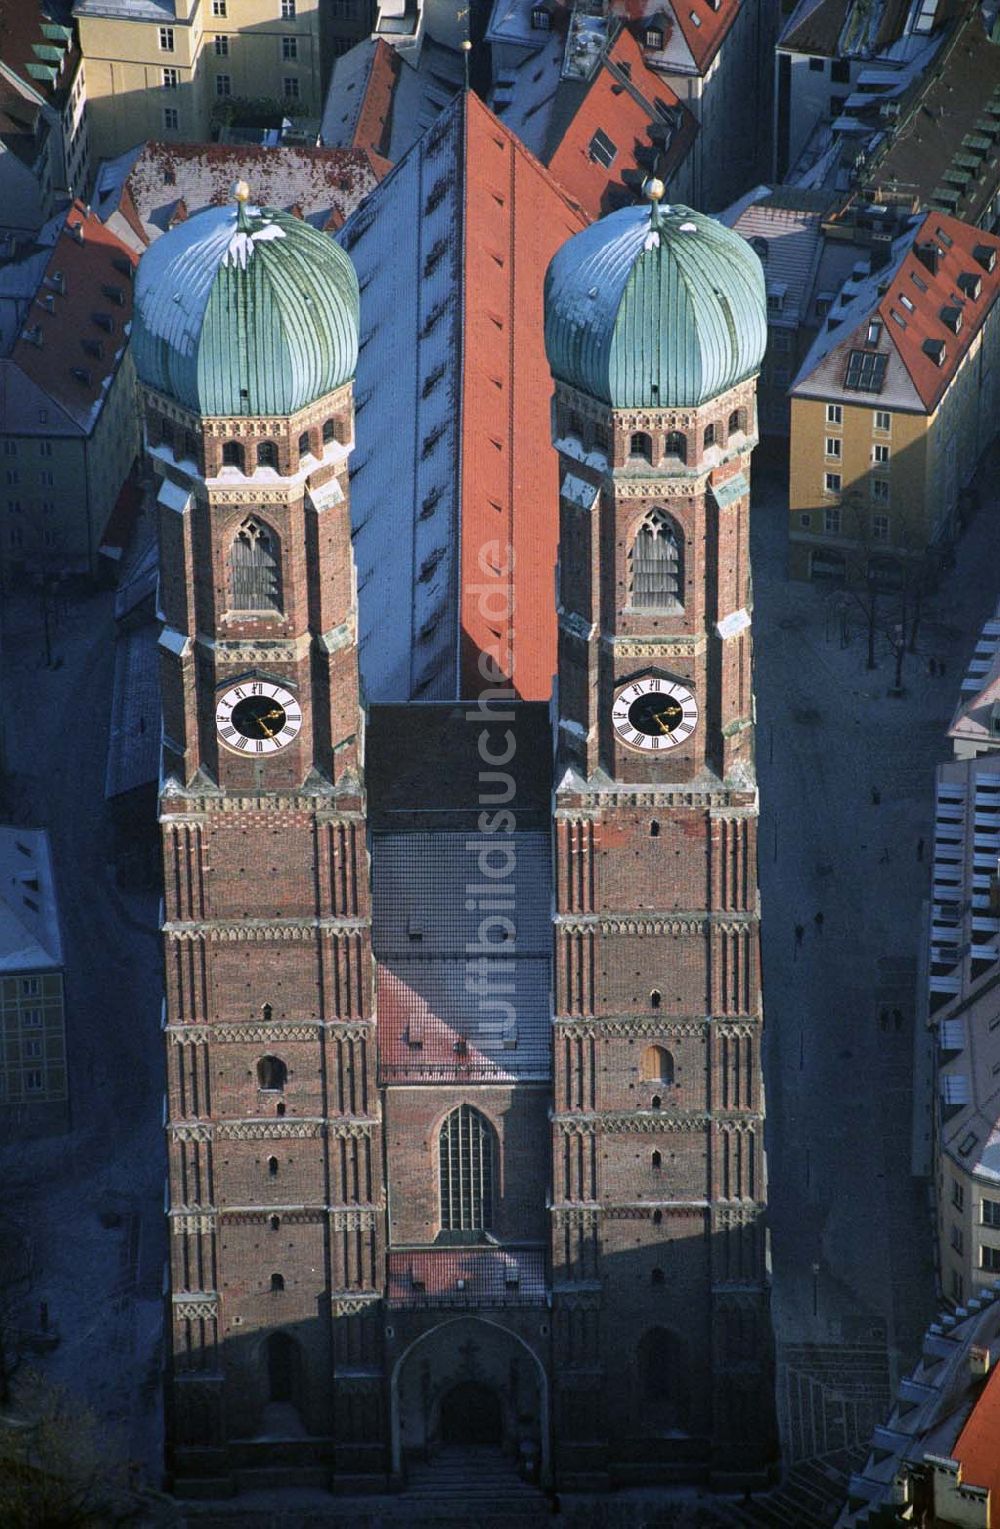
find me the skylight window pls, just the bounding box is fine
[689,9,702,23]
[844,350,888,393]
[899,293,914,312]
[589,129,617,168]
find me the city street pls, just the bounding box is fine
[0,513,166,1479]
[751,446,1000,1511]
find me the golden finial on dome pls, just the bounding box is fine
[233,179,251,203]
[643,176,666,231]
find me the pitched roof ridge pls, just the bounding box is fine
[466,87,590,225]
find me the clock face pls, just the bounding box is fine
[612,676,698,753]
[215,680,302,755]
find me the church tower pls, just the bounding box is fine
[544,185,775,1486]
[132,185,383,1491]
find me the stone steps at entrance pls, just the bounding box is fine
[402,1447,548,1515]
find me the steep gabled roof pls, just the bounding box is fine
[544,25,697,219]
[319,38,399,160]
[952,1360,1000,1508]
[339,90,588,704]
[792,212,1000,414]
[873,213,1000,413]
[612,0,741,76]
[9,201,136,435]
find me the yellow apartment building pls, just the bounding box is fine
[789,211,1000,586]
[72,0,322,163]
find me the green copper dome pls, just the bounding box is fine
[132,193,359,417]
[544,201,766,409]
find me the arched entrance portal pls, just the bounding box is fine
[391,1316,549,1482]
[440,1381,503,1446]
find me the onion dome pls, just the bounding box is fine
[544,186,766,410]
[132,182,359,417]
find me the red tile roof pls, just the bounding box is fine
[387,1249,548,1307]
[546,25,697,221]
[952,1359,1000,1509]
[874,213,1000,414]
[613,0,740,74]
[460,92,590,700]
[352,38,399,161]
[10,201,137,434]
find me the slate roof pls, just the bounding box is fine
[5,201,136,436]
[793,212,1000,414]
[726,189,830,328]
[860,7,1000,229]
[778,0,919,57]
[0,0,80,109]
[545,198,767,408]
[387,1248,548,1306]
[92,142,383,252]
[372,831,551,1082]
[0,827,62,973]
[543,25,697,219]
[337,90,587,704]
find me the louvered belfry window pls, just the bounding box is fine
[631,511,683,610]
[440,1104,494,1232]
[229,516,282,611]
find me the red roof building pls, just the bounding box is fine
[544,25,697,219]
[0,201,141,585]
[789,211,1000,582]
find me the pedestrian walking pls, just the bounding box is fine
[794,922,805,951]
[814,911,824,934]
[917,837,924,862]
[871,786,881,806]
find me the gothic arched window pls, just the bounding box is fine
[630,512,683,611]
[222,440,244,469]
[629,431,653,463]
[728,408,746,438]
[439,1104,495,1234]
[229,517,282,612]
[664,431,686,463]
[703,423,716,449]
[641,1045,674,1084]
[256,1055,287,1092]
[256,440,279,470]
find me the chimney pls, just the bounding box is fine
[916,241,942,277]
[970,1344,991,1378]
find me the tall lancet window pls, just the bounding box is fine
[229,516,282,612]
[439,1104,495,1234]
[630,511,683,611]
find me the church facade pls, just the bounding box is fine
[131,169,774,1497]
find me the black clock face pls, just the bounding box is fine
[628,691,685,737]
[231,694,287,740]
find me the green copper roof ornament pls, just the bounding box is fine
[543,195,767,410]
[131,184,360,417]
